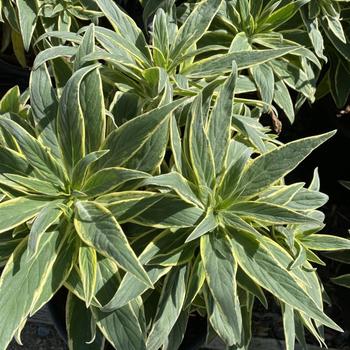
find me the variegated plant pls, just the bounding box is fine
[98,64,350,350]
[301,0,350,107]
[0,32,196,347]
[1,1,350,350]
[35,0,350,129]
[200,0,320,123]
[0,0,102,66]
[35,0,301,116]
[81,66,350,349]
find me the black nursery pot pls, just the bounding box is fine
[0,59,30,96]
[48,289,207,350]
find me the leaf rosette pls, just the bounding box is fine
[98,66,349,349]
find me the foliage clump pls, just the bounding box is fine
[0,0,350,349]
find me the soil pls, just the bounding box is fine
[8,323,66,350]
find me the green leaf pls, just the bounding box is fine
[201,231,242,346]
[33,46,77,70]
[163,309,189,350]
[130,194,203,228]
[221,211,261,237]
[228,228,342,331]
[71,150,110,189]
[186,210,217,242]
[95,99,186,173]
[147,244,195,267]
[92,256,147,350]
[208,64,237,175]
[3,173,60,195]
[16,0,37,51]
[231,115,267,153]
[184,255,205,308]
[235,131,336,198]
[0,175,28,194]
[94,27,148,67]
[300,234,350,251]
[259,0,310,31]
[228,201,321,225]
[237,268,267,309]
[79,63,105,153]
[184,47,298,78]
[0,229,65,350]
[82,167,150,197]
[74,24,95,71]
[188,94,215,188]
[274,80,295,123]
[330,58,350,108]
[331,274,350,289]
[142,67,169,97]
[79,244,97,307]
[93,305,146,350]
[74,24,106,154]
[142,0,176,26]
[30,63,61,159]
[286,188,329,210]
[172,0,222,59]
[0,86,20,114]
[102,192,163,223]
[58,64,100,173]
[100,229,186,311]
[0,116,68,185]
[30,229,77,314]
[295,312,308,350]
[0,196,48,234]
[282,303,295,350]
[326,15,346,44]
[259,183,305,207]
[110,92,141,126]
[95,0,151,61]
[146,264,188,350]
[251,63,274,111]
[170,114,183,172]
[142,172,202,208]
[27,201,63,257]
[301,10,326,61]
[93,255,120,306]
[152,9,169,66]
[66,292,105,350]
[237,288,254,349]
[218,141,252,200]
[271,60,316,101]
[74,201,153,288]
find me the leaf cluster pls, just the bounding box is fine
[0,1,350,350]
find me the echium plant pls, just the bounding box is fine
[0,2,350,350]
[201,0,320,122]
[0,0,101,66]
[36,0,298,114]
[83,66,350,349]
[0,26,196,348]
[302,0,350,108]
[0,61,348,350]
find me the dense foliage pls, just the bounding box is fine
[0,1,350,350]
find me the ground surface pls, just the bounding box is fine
[8,306,349,350]
[10,321,346,350]
[8,323,66,350]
